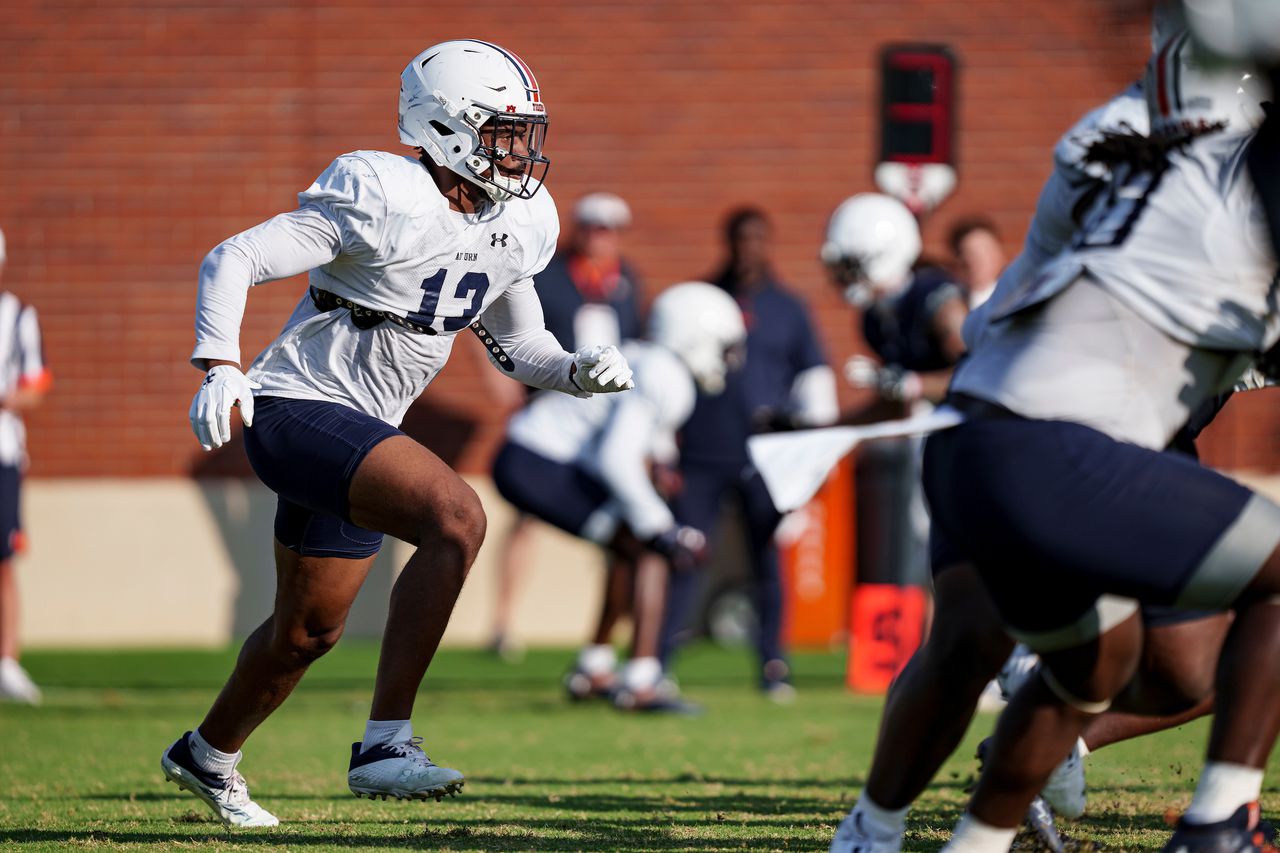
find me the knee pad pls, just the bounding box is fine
[1039,666,1112,714]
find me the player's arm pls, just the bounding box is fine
[596,393,678,540]
[3,305,51,412]
[189,207,342,449]
[911,295,969,402]
[476,283,633,396]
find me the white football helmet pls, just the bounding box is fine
[820,193,922,307]
[399,40,550,203]
[1145,29,1268,135]
[648,282,747,395]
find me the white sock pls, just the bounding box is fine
[1184,762,1264,824]
[361,719,412,754]
[621,657,662,691]
[189,727,241,777]
[577,644,617,677]
[941,813,1018,852]
[853,792,909,837]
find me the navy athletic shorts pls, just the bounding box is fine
[243,396,403,559]
[922,413,1280,646]
[0,464,22,562]
[492,441,611,540]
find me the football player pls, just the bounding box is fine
[161,40,634,828]
[931,33,1280,853]
[0,226,52,706]
[493,282,745,711]
[828,24,1251,851]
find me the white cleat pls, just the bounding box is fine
[830,808,904,853]
[348,737,465,802]
[995,643,1040,700]
[0,657,42,705]
[160,733,279,828]
[1041,741,1087,819]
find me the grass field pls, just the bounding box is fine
[0,642,1272,852]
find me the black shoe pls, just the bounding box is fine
[1163,803,1276,853]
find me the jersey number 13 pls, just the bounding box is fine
[408,269,491,333]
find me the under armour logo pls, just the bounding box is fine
[491,233,508,248]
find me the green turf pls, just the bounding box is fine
[0,643,1270,851]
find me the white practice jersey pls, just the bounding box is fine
[954,127,1280,449]
[964,85,1149,349]
[0,295,47,468]
[506,341,696,539]
[192,151,579,426]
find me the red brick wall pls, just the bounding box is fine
[0,0,1272,476]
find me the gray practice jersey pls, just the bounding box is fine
[506,340,696,539]
[953,128,1280,449]
[192,151,580,426]
[964,85,1149,349]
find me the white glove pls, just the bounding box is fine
[189,365,261,451]
[570,345,635,394]
[843,355,922,402]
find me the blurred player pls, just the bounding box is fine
[823,194,967,603]
[662,207,838,702]
[161,40,634,828]
[825,194,967,415]
[827,29,1243,850]
[488,191,644,662]
[931,36,1280,853]
[0,226,51,705]
[493,282,744,711]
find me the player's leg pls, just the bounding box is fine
[489,512,534,661]
[994,610,1227,820]
[162,522,376,828]
[927,415,1280,850]
[831,561,1012,853]
[198,542,374,751]
[492,440,625,699]
[1080,610,1225,752]
[336,434,482,801]
[347,435,485,721]
[1165,549,1280,835]
[0,464,37,705]
[659,461,731,669]
[595,553,635,645]
[738,469,791,698]
[962,613,1144,840]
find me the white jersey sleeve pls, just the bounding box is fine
[15,305,48,389]
[298,155,388,261]
[590,346,696,539]
[191,207,341,367]
[475,284,579,394]
[963,85,1149,350]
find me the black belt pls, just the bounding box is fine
[945,392,1021,421]
[308,286,516,372]
[309,286,437,335]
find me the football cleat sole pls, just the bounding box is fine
[350,778,465,803]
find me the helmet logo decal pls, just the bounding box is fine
[466,39,541,106]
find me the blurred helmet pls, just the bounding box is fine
[574,192,631,229]
[1145,29,1268,136]
[820,193,922,307]
[648,282,747,395]
[399,40,550,203]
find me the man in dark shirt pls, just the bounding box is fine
[534,192,644,352]
[662,207,837,701]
